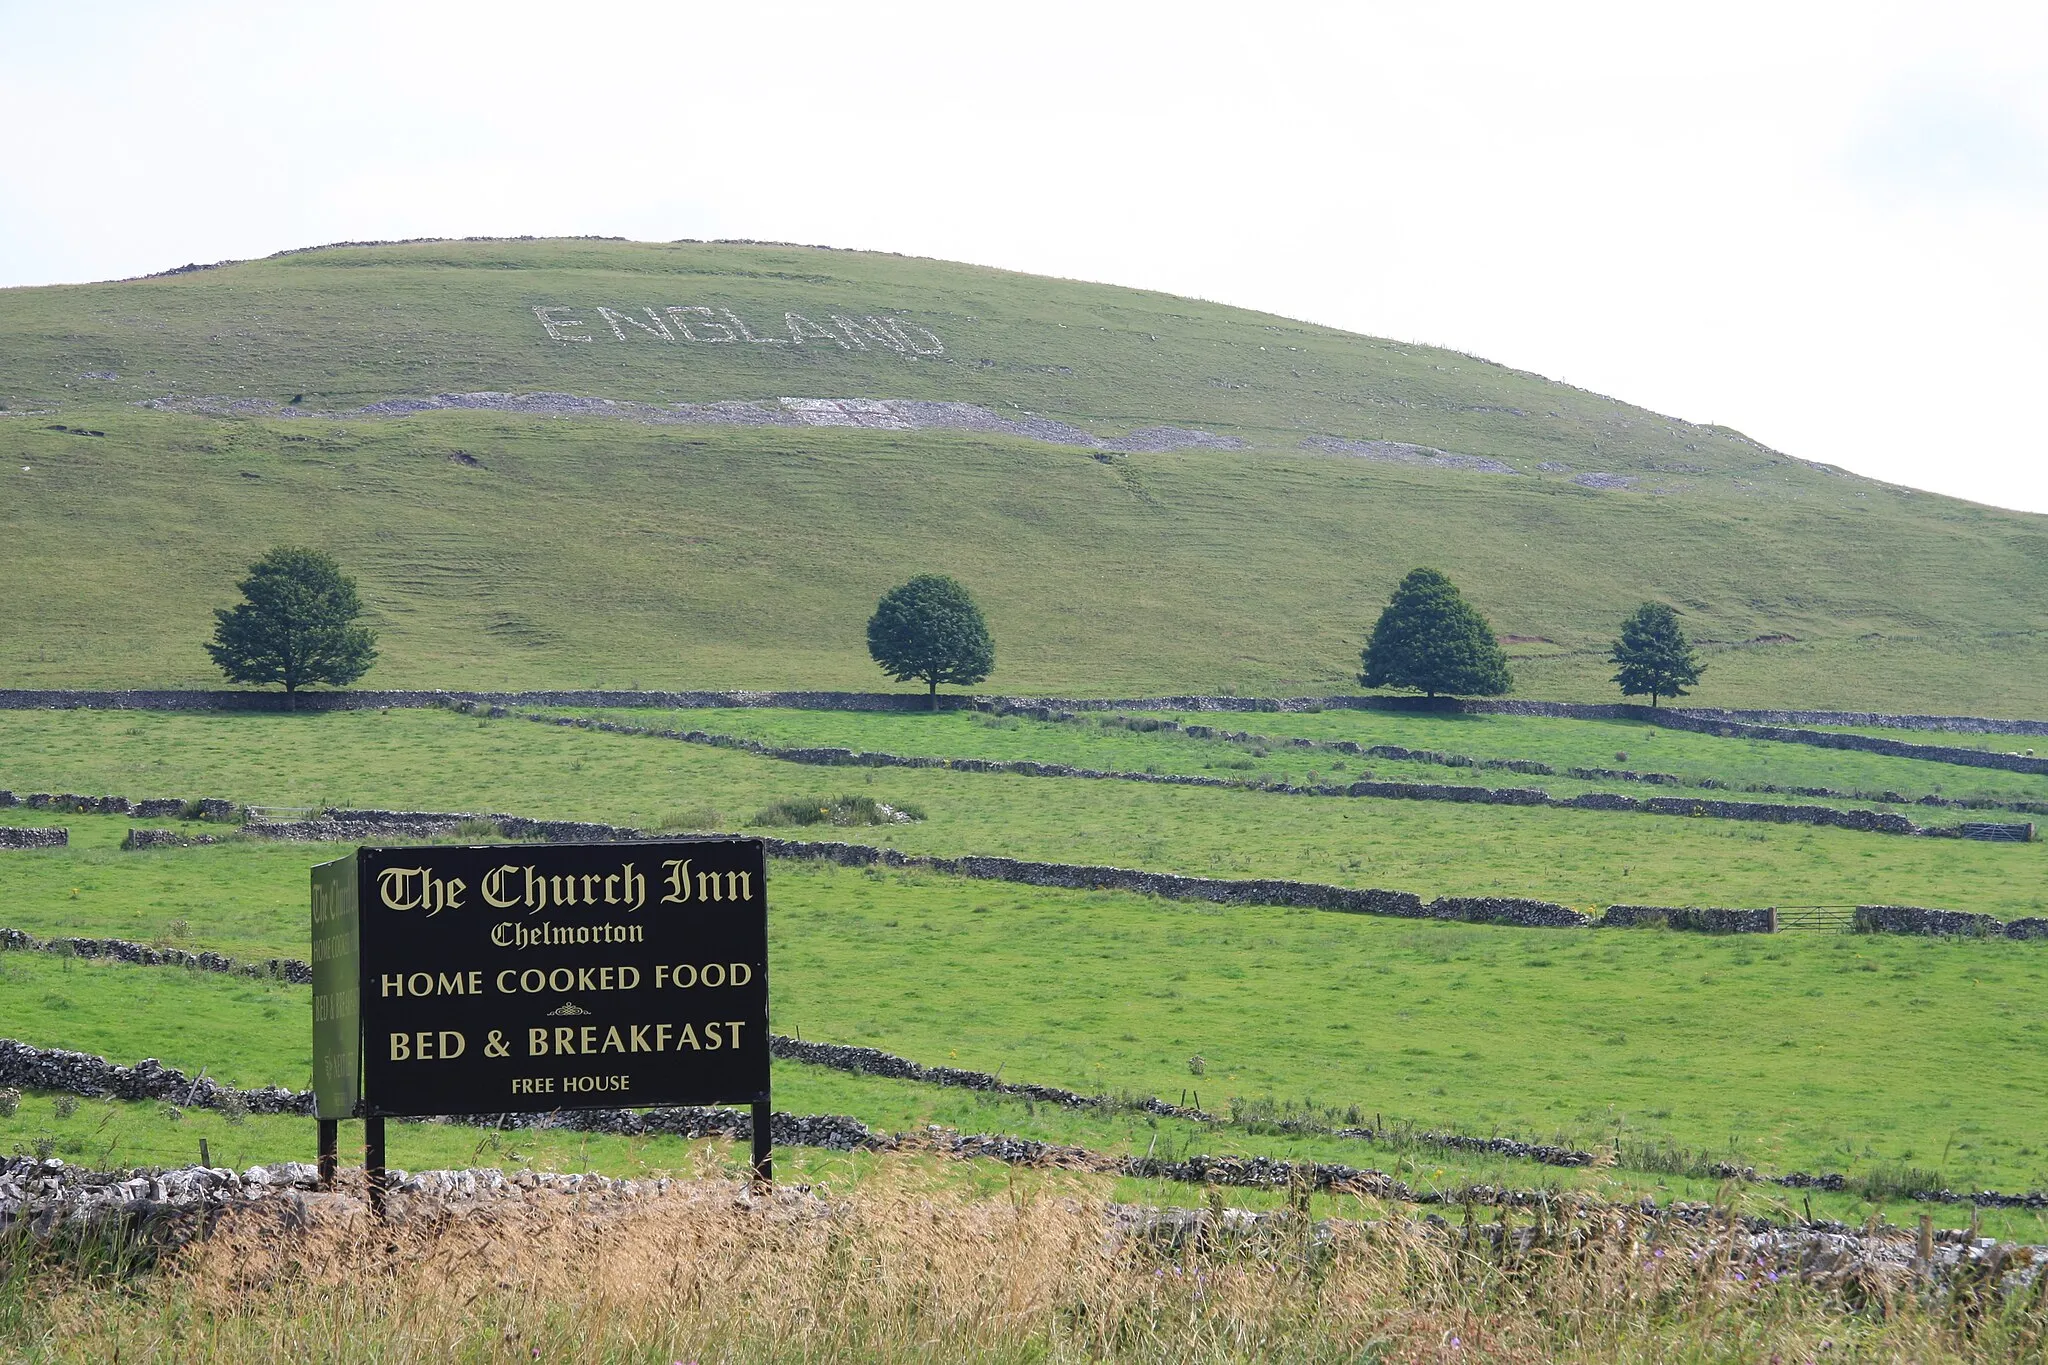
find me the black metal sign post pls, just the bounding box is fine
[313,839,771,1208]
[752,1099,772,1183]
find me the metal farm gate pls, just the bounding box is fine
[1774,906,1857,932]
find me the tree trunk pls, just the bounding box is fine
[1650,692,1658,709]
[928,679,938,710]
[285,682,297,712]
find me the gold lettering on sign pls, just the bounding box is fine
[653,962,753,989]
[379,971,485,997]
[520,1020,748,1055]
[389,1031,468,1061]
[482,864,644,915]
[490,921,646,949]
[377,867,466,915]
[661,861,753,905]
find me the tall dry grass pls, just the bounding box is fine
[6,1163,2045,1363]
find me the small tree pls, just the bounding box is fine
[866,574,994,708]
[206,547,377,705]
[1359,568,1513,699]
[1609,601,1703,707]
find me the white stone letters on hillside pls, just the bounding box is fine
[531,306,593,342]
[597,306,675,342]
[535,305,944,356]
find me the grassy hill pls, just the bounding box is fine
[4,237,2045,709]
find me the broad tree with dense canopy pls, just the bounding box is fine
[206,546,378,705]
[866,573,995,707]
[1359,568,1513,700]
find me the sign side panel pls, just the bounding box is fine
[310,854,361,1120]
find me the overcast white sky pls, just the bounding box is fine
[5,2,2046,511]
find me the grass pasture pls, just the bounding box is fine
[554,703,2048,810]
[6,809,2048,1204]
[3,707,2042,918]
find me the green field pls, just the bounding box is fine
[4,239,2048,709]
[4,708,2044,918]
[552,703,2048,810]
[7,692,2048,1245]
[7,828,2048,1235]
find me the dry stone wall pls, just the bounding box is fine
[1598,905,1776,934]
[1640,712,2048,777]
[9,1036,2046,1220]
[0,827,66,849]
[120,829,224,849]
[1680,708,2048,738]
[0,1039,309,1115]
[0,687,968,714]
[3,686,2042,729]
[1027,712,2048,816]
[1855,906,2006,938]
[0,927,309,982]
[0,792,233,820]
[12,1151,2044,1285]
[1850,906,2048,940]
[10,785,2041,939]
[0,1038,875,1149]
[511,710,2013,839]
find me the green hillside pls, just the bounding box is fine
[4,237,2045,708]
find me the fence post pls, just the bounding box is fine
[366,1116,387,1218]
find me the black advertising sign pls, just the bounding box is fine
[313,840,768,1118]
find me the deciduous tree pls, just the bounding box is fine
[1609,601,1703,707]
[206,547,377,705]
[1359,568,1513,699]
[866,574,995,708]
